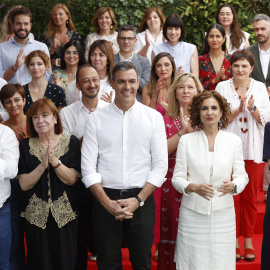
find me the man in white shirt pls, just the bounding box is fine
[0,125,19,270]
[0,78,8,122]
[247,14,270,92]
[60,64,107,269]
[114,25,151,102]
[81,61,168,270]
[0,6,50,85]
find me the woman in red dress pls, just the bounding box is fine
[199,23,231,90]
[158,73,203,270]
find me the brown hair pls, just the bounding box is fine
[0,83,26,106]
[46,3,76,39]
[148,52,176,98]
[138,7,165,33]
[88,40,114,84]
[216,4,246,51]
[168,73,203,119]
[92,7,117,34]
[10,6,32,24]
[189,91,231,129]
[231,49,255,67]
[26,99,63,138]
[24,50,50,69]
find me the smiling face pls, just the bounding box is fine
[12,14,31,40]
[200,97,223,128]
[207,27,225,50]
[27,56,47,78]
[146,11,161,32]
[218,7,233,28]
[52,8,69,27]
[76,67,100,99]
[155,56,173,80]
[176,77,198,107]
[231,58,253,81]
[64,45,79,67]
[254,19,270,44]
[97,11,112,33]
[3,92,25,117]
[117,30,137,54]
[90,47,108,72]
[166,26,181,45]
[112,69,139,112]
[32,110,57,136]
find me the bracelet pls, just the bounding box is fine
[177,131,181,137]
[11,65,17,72]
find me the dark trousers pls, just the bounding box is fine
[261,185,270,269]
[26,213,77,270]
[92,191,155,270]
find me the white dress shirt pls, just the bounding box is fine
[259,45,270,79]
[60,98,108,138]
[0,125,19,207]
[81,101,168,189]
[119,52,133,62]
[0,78,9,122]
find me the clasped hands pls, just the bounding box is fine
[105,197,140,221]
[40,140,59,170]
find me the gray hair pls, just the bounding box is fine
[112,62,138,81]
[118,24,137,37]
[253,14,270,24]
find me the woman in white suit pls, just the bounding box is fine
[172,91,248,270]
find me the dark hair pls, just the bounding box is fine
[189,91,231,129]
[118,24,137,37]
[148,52,176,97]
[138,7,165,33]
[216,4,246,51]
[0,83,25,106]
[61,40,86,69]
[163,14,185,42]
[201,23,226,55]
[231,49,255,67]
[112,62,138,81]
[11,6,32,23]
[75,64,97,82]
[92,7,117,34]
[88,40,114,83]
[26,99,63,138]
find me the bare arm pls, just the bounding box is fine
[190,47,199,77]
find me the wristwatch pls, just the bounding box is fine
[232,183,237,194]
[135,195,144,207]
[251,105,256,112]
[53,160,62,169]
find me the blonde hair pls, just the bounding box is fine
[167,73,203,119]
[45,3,75,38]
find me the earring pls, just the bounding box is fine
[66,19,69,26]
[218,119,222,128]
[110,25,113,30]
[199,121,203,129]
[55,121,57,124]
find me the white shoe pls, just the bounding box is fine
[89,254,97,261]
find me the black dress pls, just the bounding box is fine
[18,135,81,270]
[23,83,66,114]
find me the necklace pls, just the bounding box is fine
[233,82,250,100]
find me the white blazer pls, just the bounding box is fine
[172,130,248,215]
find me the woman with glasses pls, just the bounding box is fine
[50,40,86,91]
[216,4,250,54]
[23,50,66,114]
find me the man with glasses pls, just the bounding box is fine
[114,24,150,102]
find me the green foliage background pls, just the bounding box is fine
[0,0,270,52]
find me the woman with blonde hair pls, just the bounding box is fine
[40,3,84,70]
[158,73,203,269]
[134,7,165,64]
[85,7,118,59]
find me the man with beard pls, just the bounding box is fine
[60,64,107,270]
[247,14,270,90]
[0,6,50,85]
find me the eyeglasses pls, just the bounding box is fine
[65,51,79,55]
[118,37,136,41]
[219,12,232,17]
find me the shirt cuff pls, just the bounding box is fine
[82,172,102,188]
[146,171,166,188]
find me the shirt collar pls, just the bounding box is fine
[258,45,270,54]
[112,99,138,114]
[119,52,133,62]
[11,36,33,45]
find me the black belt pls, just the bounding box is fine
[1,197,10,209]
[103,188,142,198]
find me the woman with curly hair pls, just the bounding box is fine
[172,91,248,269]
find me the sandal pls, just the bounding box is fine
[244,248,255,262]
[236,248,241,262]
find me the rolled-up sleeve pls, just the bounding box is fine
[146,113,168,187]
[81,114,101,188]
[0,126,19,181]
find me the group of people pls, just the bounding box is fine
[0,3,270,270]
